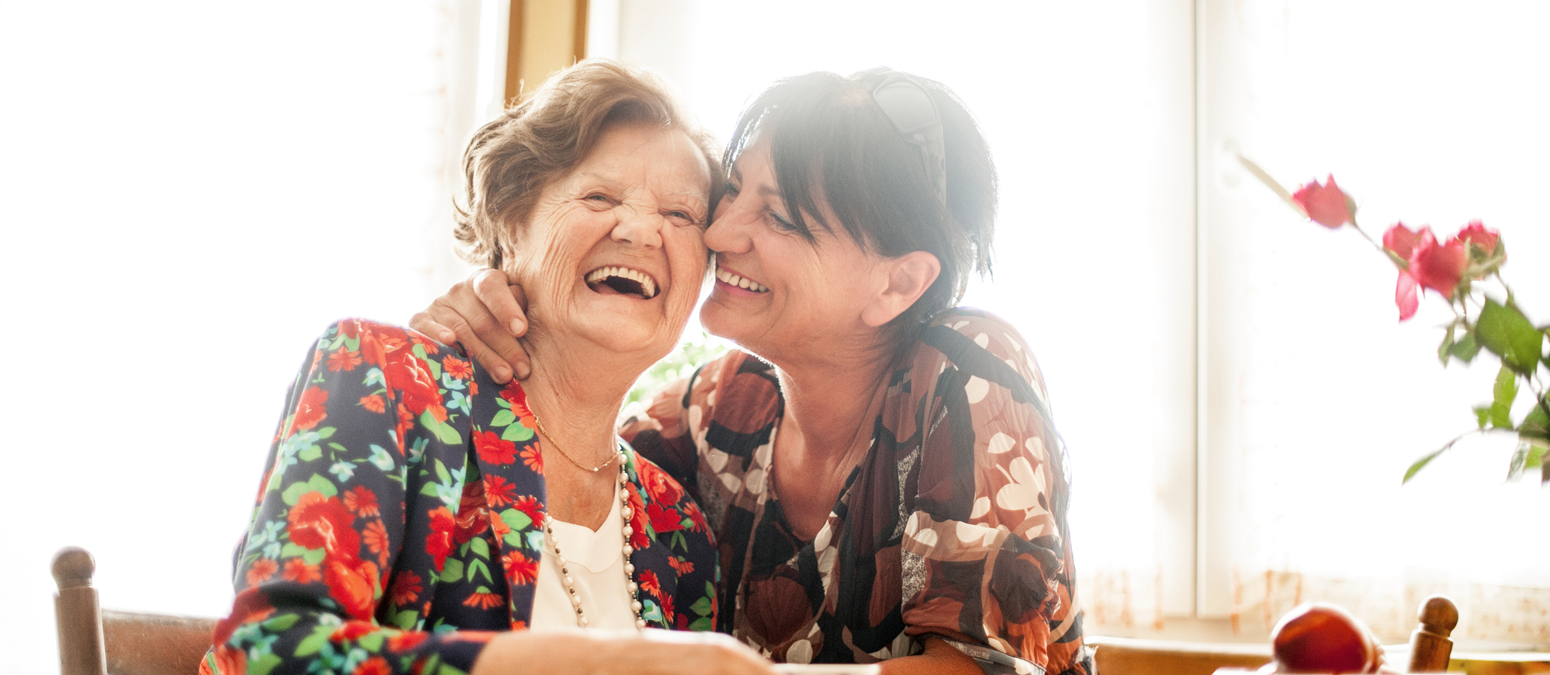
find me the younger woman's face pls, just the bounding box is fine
[699,137,895,364]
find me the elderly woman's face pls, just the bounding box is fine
[507,122,711,358]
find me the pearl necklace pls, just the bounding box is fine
[540,446,647,630]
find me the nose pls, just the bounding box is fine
[609,205,663,249]
[703,194,753,255]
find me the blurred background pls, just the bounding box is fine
[2,1,1548,672]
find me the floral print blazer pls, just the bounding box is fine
[622,309,1089,675]
[203,320,718,675]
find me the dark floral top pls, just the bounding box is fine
[621,309,1089,675]
[201,320,718,675]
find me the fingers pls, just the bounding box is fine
[425,277,517,383]
[470,269,533,379]
[408,311,457,345]
[472,268,528,336]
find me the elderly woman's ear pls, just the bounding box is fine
[860,250,941,328]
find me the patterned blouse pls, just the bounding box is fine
[202,319,719,675]
[621,309,1090,675]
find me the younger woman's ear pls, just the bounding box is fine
[861,251,942,327]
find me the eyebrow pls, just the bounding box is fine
[576,170,709,201]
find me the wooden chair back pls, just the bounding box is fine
[53,547,218,675]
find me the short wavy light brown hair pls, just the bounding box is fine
[454,59,720,269]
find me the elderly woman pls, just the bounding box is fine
[202,61,775,675]
[415,69,1091,675]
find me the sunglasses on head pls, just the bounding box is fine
[871,72,947,207]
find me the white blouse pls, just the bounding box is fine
[529,479,635,630]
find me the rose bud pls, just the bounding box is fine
[1292,175,1356,229]
[1270,603,1382,674]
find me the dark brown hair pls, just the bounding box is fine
[454,59,719,268]
[724,68,997,332]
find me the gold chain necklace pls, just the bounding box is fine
[533,414,618,472]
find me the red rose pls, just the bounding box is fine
[1454,219,1500,256]
[474,430,518,465]
[290,386,329,435]
[647,502,684,534]
[287,492,360,561]
[453,488,490,545]
[1394,271,1420,321]
[1291,174,1354,228]
[323,558,380,621]
[425,507,456,571]
[1409,229,1467,298]
[386,353,442,415]
[1382,222,1424,260]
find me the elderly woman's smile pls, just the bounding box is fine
[506,120,711,359]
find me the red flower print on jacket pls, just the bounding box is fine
[326,348,362,372]
[343,486,380,516]
[289,387,329,436]
[359,395,386,414]
[351,655,391,675]
[453,481,491,545]
[638,460,684,506]
[387,630,428,652]
[425,507,456,571]
[483,475,517,507]
[474,430,518,465]
[626,487,651,550]
[502,550,539,587]
[323,558,380,621]
[638,569,662,599]
[444,356,473,380]
[246,558,278,585]
[498,382,539,431]
[331,620,376,642]
[287,492,360,561]
[389,570,423,606]
[520,445,544,474]
[512,495,544,529]
[647,502,684,534]
[281,558,322,584]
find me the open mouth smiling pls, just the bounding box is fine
[585,266,660,299]
[715,264,769,293]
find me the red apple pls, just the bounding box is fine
[1270,603,1381,673]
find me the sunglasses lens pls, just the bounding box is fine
[874,81,937,133]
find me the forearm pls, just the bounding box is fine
[876,638,984,675]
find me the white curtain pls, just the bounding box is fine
[1199,0,1550,645]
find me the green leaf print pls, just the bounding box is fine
[500,508,532,532]
[689,596,712,616]
[393,610,419,630]
[689,617,713,632]
[439,558,465,583]
[357,631,385,652]
[491,409,516,427]
[261,613,300,632]
[469,536,490,558]
[467,559,492,583]
[500,422,534,442]
[293,624,335,657]
[248,653,283,675]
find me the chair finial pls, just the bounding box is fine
[1418,595,1459,635]
[52,546,96,591]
